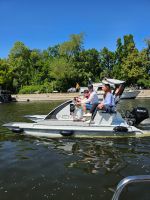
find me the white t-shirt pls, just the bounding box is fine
[84,91,99,104]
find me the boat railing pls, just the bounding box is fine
[112,175,150,200]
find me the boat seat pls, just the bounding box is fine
[91,105,116,121]
[101,106,116,114]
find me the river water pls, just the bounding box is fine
[0,99,150,200]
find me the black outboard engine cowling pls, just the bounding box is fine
[126,107,149,126]
[131,107,149,125]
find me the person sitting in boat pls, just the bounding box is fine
[82,84,99,116]
[73,90,90,120]
[97,83,115,112]
[74,89,90,106]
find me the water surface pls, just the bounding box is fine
[0,99,150,200]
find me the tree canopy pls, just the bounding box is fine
[0,33,150,93]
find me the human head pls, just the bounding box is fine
[102,84,111,92]
[83,89,90,98]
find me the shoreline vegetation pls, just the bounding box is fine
[0,33,150,94]
[12,89,150,102]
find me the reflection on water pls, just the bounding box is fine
[50,138,150,175]
[0,99,150,200]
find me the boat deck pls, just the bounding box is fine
[36,119,96,127]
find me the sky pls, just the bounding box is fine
[0,0,150,58]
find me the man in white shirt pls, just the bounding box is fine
[82,85,99,115]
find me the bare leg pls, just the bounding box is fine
[82,103,86,114]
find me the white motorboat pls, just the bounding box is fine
[121,89,140,99]
[80,83,140,100]
[3,79,150,138]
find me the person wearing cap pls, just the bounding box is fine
[97,84,115,111]
[74,89,90,106]
[82,84,99,116]
[72,89,90,121]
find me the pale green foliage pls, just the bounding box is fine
[50,57,71,80]
[59,33,84,57]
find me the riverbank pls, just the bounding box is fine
[136,89,150,98]
[12,90,150,102]
[12,93,77,102]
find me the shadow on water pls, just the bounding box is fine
[0,99,150,200]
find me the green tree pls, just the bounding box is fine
[73,48,101,84]
[99,47,115,79]
[29,49,45,85]
[144,38,150,73]
[1,33,149,93]
[8,41,31,92]
[123,34,137,57]
[59,33,84,58]
[120,50,147,84]
[46,45,60,58]
[113,34,139,81]
[0,59,12,90]
[49,57,78,91]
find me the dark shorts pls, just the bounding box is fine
[86,103,93,110]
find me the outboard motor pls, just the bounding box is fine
[125,107,149,126]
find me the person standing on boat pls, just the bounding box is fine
[97,84,115,112]
[82,84,99,116]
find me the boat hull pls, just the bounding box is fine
[121,90,140,99]
[3,122,149,138]
[96,90,140,100]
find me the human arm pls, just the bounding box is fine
[103,93,114,106]
[97,93,114,109]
